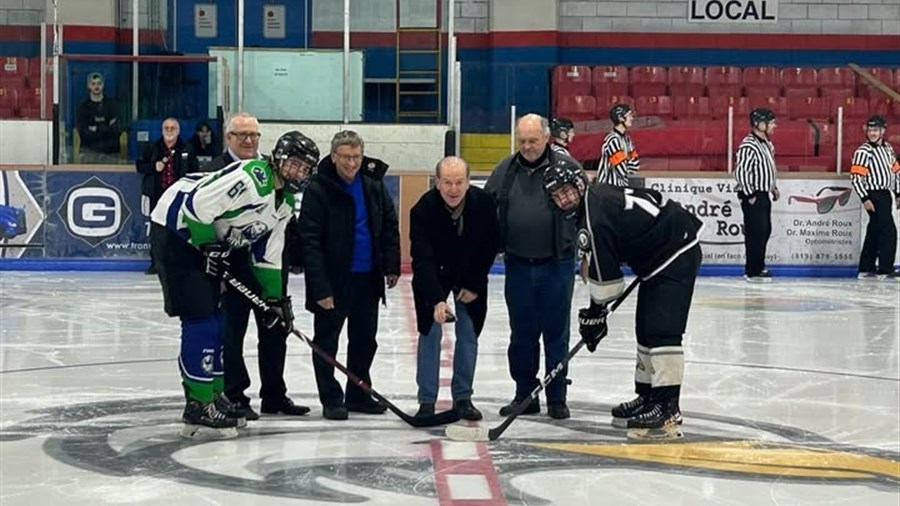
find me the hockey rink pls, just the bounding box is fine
[0,271,897,505]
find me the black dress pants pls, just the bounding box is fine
[311,272,380,407]
[741,192,772,276]
[859,190,898,275]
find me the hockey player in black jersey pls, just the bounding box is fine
[543,159,703,440]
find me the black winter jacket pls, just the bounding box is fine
[410,186,499,336]
[298,157,401,312]
[135,138,198,203]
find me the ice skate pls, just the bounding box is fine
[180,399,240,439]
[625,400,683,441]
[610,394,652,428]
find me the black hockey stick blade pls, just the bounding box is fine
[223,273,459,428]
[444,277,640,442]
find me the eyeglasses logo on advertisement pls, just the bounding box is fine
[787,186,852,214]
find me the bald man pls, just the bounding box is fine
[410,157,500,421]
[483,114,585,421]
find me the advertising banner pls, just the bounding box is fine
[646,178,863,266]
[0,170,402,261]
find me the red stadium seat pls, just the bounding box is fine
[596,95,634,120]
[749,96,788,117]
[592,65,629,102]
[857,67,896,98]
[819,86,854,104]
[635,95,673,120]
[553,65,592,97]
[1,56,28,80]
[710,96,750,120]
[27,56,51,78]
[818,67,856,89]
[0,74,26,88]
[629,66,667,98]
[17,87,42,118]
[830,96,869,121]
[742,67,780,98]
[668,66,705,97]
[557,95,597,121]
[672,96,710,120]
[781,67,817,87]
[0,87,18,117]
[705,66,742,97]
[788,96,830,122]
[783,87,819,100]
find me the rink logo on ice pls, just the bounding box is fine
[58,176,132,246]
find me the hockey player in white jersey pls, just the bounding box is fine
[149,131,320,438]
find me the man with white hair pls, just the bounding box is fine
[483,113,585,421]
[136,118,199,274]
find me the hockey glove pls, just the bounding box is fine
[261,296,294,331]
[578,303,609,353]
[199,242,231,279]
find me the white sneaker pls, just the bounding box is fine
[858,272,877,280]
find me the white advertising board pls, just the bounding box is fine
[646,178,862,266]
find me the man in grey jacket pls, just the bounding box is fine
[484,113,584,420]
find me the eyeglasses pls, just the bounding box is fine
[787,187,852,214]
[335,153,362,162]
[229,131,261,141]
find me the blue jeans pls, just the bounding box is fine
[416,301,478,403]
[504,255,575,404]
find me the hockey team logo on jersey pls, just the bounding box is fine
[57,176,131,247]
[251,165,268,187]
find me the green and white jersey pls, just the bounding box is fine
[151,159,295,298]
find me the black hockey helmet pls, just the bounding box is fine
[543,158,586,218]
[550,117,575,140]
[750,108,776,127]
[609,103,633,125]
[271,131,320,192]
[865,115,887,129]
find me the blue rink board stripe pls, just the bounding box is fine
[1,258,861,278]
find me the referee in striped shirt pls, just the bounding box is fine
[850,115,900,279]
[734,108,780,282]
[597,104,640,187]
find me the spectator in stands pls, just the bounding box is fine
[298,130,401,420]
[850,115,900,280]
[550,117,575,158]
[734,108,780,283]
[411,156,500,422]
[136,118,198,274]
[483,113,584,421]
[597,104,640,187]
[76,72,121,164]
[190,120,219,166]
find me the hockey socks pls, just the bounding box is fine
[179,316,223,403]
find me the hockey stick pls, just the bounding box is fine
[445,277,640,442]
[223,273,461,428]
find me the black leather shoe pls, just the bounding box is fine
[454,399,483,421]
[547,402,570,420]
[323,405,349,420]
[416,403,435,417]
[261,397,311,416]
[235,403,260,421]
[347,398,387,414]
[499,398,539,416]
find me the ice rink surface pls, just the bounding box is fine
[0,272,898,505]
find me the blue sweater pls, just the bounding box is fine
[340,174,373,273]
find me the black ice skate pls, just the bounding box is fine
[610,395,652,428]
[625,399,683,441]
[214,393,248,428]
[180,399,240,439]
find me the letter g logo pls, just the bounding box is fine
[58,176,132,246]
